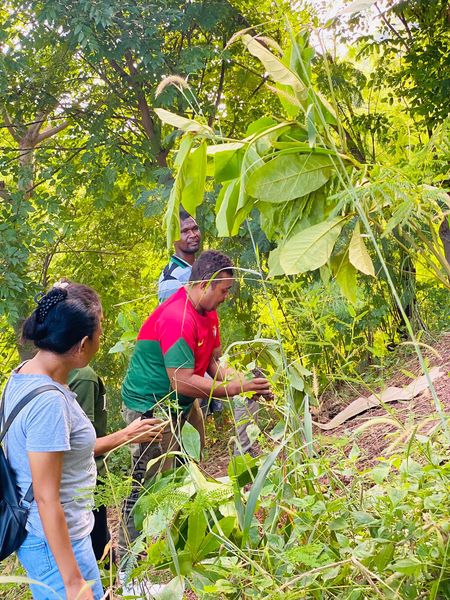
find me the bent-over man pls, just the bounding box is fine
[119,250,271,551]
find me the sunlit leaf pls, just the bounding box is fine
[247,153,334,202]
[331,250,357,303]
[241,34,304,97]
[154,108,212,134]
[280,217,346,274]
[181,421,201,461]
[153,576,185,600]
[215,179,240,237]
[349,220,375,276]
[181,142,207,215]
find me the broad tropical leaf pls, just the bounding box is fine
[349,220,375,276]
[279,217,347,274]
[164,135,194,248]
[242,446,282,544]
[187,510,208,560]
[267,245,285,277]
[153,576,185,600]
[197,516,236,559]
[181,421,201,461]
[216,179,240,236]
[247,153,335,202]
[181,142,207,215]
[154,108,212,135]
[241,34,305,97]
[214,147,244,183]
[331,250,357,303]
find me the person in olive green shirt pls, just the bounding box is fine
[69,366,164,564]
[69,367,109,561]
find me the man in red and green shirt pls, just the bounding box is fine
[119,250,271,551]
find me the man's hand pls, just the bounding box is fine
[124,418,165,443]
[225,376,272,398]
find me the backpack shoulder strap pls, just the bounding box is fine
[0,383,62,506]
[0,384,62,444]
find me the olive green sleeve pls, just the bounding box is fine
[70,377,98,424]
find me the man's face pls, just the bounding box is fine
[174,217,201,255]
[199,273,234,312]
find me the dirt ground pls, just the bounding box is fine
[200,334,450,477]
[313,333,450,466]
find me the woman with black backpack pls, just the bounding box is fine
[1,281,162,600]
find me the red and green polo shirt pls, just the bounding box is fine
[122,287,220,414]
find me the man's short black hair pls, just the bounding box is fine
[179,206,192,222]
[190,250,234,283]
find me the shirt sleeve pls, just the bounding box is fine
[158,278,183,303]
[24,392,71,452]
[70,378,97,423]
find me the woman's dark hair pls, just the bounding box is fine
[22,281,102,354]
[190,250,234,284]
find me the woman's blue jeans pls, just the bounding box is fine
[17,532,104,599]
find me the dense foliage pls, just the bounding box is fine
[1,0,449,598]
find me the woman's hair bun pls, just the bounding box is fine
[22,281,101,354]
[35,288,68,324]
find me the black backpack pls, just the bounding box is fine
[0,383,59,561]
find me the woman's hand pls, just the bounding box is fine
[65,578,94,600]
[124,417,165,443]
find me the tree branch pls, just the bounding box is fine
[29,110,48,138]
[36,120,70,143]
[375,2,410,50]
[1,106,21,142]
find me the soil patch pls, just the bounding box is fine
[315,333,450,466]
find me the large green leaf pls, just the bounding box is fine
[187,509,208,560]
[181,421,201,461]
[155,108,212,135]
[232,144,264,231]
[216,179,240,237]
[196,516,236,559]
[267,245,285,277]
[247,153,334,202]
[242,446,282,544]
[164,135,194,248]
[241,34,304,97]
[279,217,346,274]
[142,507,174,537]
[206,142,244,155]
[214,148,244,183]
[245,117,278,136]
[181,142,206,215]
[331,250,357,304]
[270,83,302,118]
[153,576,185,600]
[349,220,375,276]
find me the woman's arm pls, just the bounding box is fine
[94,417,164,456]
[28,451,93,600]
